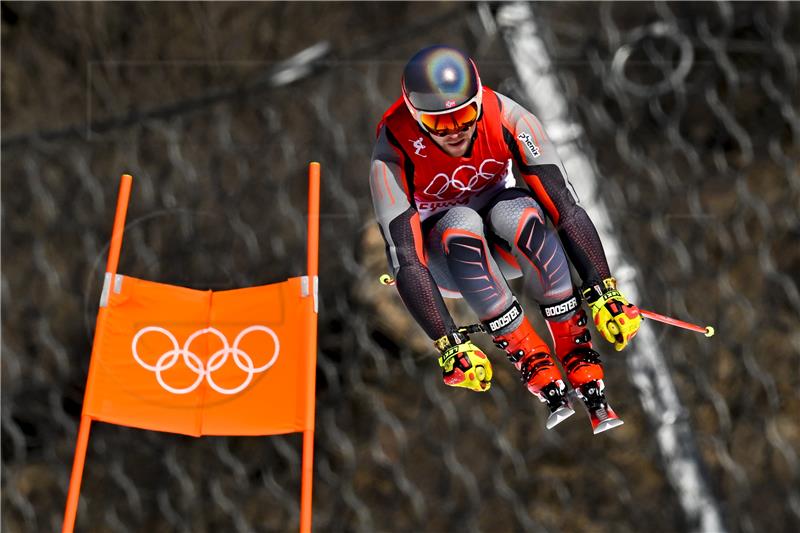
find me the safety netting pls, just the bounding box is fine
[2,2,798,532]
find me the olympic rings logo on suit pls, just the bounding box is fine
[423,159,507,200]
[132,326,280,395]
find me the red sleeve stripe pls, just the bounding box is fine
[383,126,414,202]
[523,173,561,225]
[410,211,427,266]
[372,167,384,202]
[381,162,396,205]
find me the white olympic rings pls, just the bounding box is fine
[131,325,280,395]
[423,159,506,200]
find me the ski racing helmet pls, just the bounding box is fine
[401,45,483,136]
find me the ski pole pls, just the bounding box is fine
[379,274,715,337]
[608,309,715,338]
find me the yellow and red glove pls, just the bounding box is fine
[435,331,493,392]
[582,278,642,351]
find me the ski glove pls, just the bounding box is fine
[582,278,642,351]
[435,331,493,392]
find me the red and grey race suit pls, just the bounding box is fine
[369,87,611,372]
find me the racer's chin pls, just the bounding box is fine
[434,125,475,157]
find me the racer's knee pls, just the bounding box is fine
[439,208,490,264]
[438,206,485,236]
[487,194,571,303]
[488,193,545,244]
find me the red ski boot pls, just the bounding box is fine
[546,309,623,434]
[492,316,574,429]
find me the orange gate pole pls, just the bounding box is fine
[300,162,320,533]
[62,174,133,533]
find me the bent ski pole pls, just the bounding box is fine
[609,309,715,338]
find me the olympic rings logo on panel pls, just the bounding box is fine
[132,326,280,395]
[422,159,506,200]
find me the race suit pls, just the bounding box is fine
[369,87,611,340]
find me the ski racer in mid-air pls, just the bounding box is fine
[368,45,642,433]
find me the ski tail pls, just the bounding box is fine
[546,404,575,429]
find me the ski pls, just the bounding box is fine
[546,404,576,430]
[537,380,576,429]
[575,380,624,434]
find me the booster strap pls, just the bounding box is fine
[540,294,579,319]
[482,300,523,334]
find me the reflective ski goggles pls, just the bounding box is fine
[419,102,479,137]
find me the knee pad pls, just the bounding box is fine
[488,194,544,244]
[438,206,484,234]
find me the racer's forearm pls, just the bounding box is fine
[387,208,457,340]
[395,263,457,340]
[522,164,611,286]
[555,202,611,286]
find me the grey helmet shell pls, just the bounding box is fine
[401,45,482,116]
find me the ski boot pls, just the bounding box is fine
[491,315,574,429]
[576,380,624,434]
[546,308,623,434]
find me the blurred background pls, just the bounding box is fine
[2,2,798,532]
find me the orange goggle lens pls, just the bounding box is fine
[419,103,479,136]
